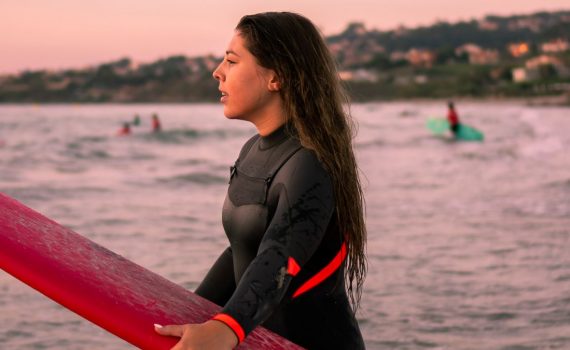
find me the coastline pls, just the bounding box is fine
[0,94,568,107]
[393,94,570,106]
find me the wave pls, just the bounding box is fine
[543,177,570,191]
[157,172,227,186]
[355,139,386,149]
[3,186,110,202]
[63,143,111,160]
[142,129,200,144]
[76,136,108,143]
[140,128,249,144]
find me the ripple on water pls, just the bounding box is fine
[157,172,227,186]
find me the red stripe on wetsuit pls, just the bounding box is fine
[211,313,246,344]
[212,243,347,343]
[290,242,347,298]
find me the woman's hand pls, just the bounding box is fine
[154,320,238,350]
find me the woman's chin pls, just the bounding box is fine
[223,110,244,120]
[223,113,239,120]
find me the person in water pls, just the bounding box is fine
[154,12,367,350]
[151,113,161,132]
[132,114,141,126]
[447,101,461,137]
[117,122,131,136]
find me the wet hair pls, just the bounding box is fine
[236,12,367,309]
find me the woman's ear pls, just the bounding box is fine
[268,73,281,92]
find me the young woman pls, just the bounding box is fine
[155,12,367,349]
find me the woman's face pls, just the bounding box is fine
[213,31,279,123]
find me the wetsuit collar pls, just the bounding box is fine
[259,123,293,150]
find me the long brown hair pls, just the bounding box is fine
[236,12,367,309]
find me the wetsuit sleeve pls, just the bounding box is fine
[212,150,335,341]
[195,247,236,307]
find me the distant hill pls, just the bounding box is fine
[1,10,569,103]
[326,10,570,68]
[330,11,570,51]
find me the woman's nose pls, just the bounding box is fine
[212,63,224,81]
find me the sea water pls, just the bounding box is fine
[0,102,569,349]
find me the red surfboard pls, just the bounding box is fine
[0,193,303,349]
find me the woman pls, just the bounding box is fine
[155,12,367,349]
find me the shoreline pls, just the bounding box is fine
[0,94,569,107]
[357,94,570,107]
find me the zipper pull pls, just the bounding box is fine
[229,164,237,183]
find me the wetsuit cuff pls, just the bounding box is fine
[211,313,246,344]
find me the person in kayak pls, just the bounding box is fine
[154,12,367,350]
[447,101,461,137]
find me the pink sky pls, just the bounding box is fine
[1,0,569,74]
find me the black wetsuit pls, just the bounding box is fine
[195,125,365,349]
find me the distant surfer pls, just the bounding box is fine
[132,114,141,126]
[151,113,161,133]
[154,12,366,350]
[117,122,131,136]
[447,101,461,137]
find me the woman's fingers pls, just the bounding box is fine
[154,324,185,337]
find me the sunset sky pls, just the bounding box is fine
[1,0,569,74]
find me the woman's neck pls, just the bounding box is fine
[252,98,287,136]
[255,115,286,136]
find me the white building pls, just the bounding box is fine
[541,39,570,53]
[512,67,539,83]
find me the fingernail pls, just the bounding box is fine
[154,323,163,328]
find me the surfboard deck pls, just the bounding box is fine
[426,118,484,141]
[426,118,449,135]
[0,193,303,350]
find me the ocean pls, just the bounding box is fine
[0,102,569,349]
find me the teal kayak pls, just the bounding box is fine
[426,118,484,142]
